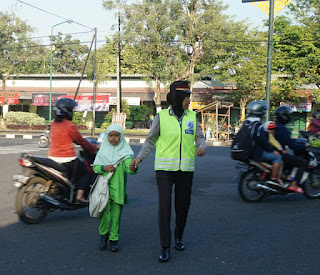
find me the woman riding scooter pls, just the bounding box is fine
[308,111,320,136]
[48,98,99,204]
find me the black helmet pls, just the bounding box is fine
[312,111,320,118]
[55,97,77,121]
[246,100,268,117]
[274,105,292,124]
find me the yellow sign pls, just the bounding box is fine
[252,0,293,15]
[191,102,206,109]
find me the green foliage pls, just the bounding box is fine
[311,139,320,147]
[121,99,131,118]
[51,33,89,74]
[0,10,47,97]
[129,105,150,121]
[72,111,84,126]
[101,108,116,129]
[5,112,45,125]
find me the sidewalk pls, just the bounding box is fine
[0,129,231,146]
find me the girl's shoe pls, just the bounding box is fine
[110,240,119,252]
[99,234,108,251]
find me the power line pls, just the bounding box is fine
[17,0,94,31]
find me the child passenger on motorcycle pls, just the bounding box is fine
[245,100,283,186]
[48,98,99,204]
[93,124,138,253]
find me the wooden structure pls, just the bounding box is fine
[196,101,234,141]
[112,112,127,129]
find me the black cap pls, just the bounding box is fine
[170,80,192,94]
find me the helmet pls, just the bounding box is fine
[246,100,268,117]
[273,105,292,125]
[55,97,77,121]
[312,111,320,118]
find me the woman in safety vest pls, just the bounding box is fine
[130,80,206,262]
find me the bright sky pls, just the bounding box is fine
[3,0,291,47]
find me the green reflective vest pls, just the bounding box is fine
[155,109,197,172]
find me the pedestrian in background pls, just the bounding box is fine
[130,80,206,262]
[93,124,138,252]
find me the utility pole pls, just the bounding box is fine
[92,28,97,136]
[117,12,122,113]
[265,0,275,121]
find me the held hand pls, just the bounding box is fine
[196,147,206,156]
[103,165,115,173]
[305,143,311,147]
[130,158,141,171]
[281,149,288,154]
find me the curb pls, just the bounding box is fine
[0,134,230,146]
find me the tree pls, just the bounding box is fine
[204,21,267,120]
[51,33,89,74]
[103,0,182,111]
[271,15,320,107]
[0,10,44,113]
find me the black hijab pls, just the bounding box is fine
[167,80,191,119]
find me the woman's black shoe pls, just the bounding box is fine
[99,234,108,251]
[110,240,119,252]
[175,238,185,251]
[159,247,170,262]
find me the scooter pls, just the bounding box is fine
[236,142,320,202]
[38,126,50,148]
[12,138,98,224]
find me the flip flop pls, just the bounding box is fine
[287,186,304,194]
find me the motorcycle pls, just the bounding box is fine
[236,142,320,202]
[12,138,98,224]
[38,126,50,148]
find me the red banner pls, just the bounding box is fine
[62,95,109,111]
[0,97,19,105]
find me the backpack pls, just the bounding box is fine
[230,122,259,161]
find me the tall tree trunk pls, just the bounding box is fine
[240,98,247,121]
[1,75,8,117]
[153,76,162,112]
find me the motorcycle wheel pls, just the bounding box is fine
[238,170,265,202]
[304,169,320,199]
[38,138,49,148]
[15,177,49,224]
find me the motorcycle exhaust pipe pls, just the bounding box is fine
[39,194,61,208]
[257,184,277,193]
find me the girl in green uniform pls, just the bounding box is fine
[93,124,138,252]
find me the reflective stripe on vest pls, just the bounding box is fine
[155,109,196,172]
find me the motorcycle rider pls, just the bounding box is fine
[245,100,283,186]
[308,111,320,136]
[273,105,310,193]
[48,98,99,204]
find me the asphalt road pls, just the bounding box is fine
[1,140,320,274]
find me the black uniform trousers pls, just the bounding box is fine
[282,154,308,184]
[156,170,194,248]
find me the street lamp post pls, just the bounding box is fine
[49,20,72,122]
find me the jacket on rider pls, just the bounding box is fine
[274,122,305,152]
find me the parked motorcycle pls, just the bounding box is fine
[38,126,50,148]
[236,144,320,202]
[12,139,98,224]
